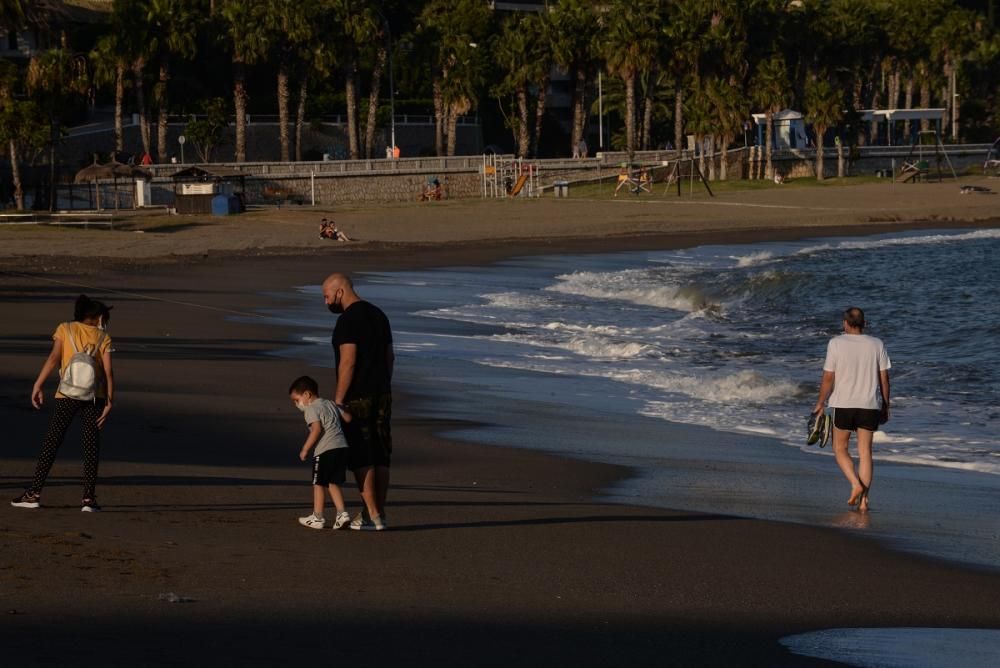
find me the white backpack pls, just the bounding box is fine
[57,322,107,401]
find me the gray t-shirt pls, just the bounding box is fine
[303,398,348,456]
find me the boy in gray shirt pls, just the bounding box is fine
[289,376,351,529]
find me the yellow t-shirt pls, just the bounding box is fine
[54,321,114,399]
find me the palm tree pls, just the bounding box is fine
[26,49,89,210]
[89,35,127,153]
[264,0,313,162]
[550,0,598,155]
[494,14,534,157]
[0,60,45,210]
[220,0,270,162]
[293,7,337,162]
[662,0,710,154]
[750,53,789,180]
[330,0,379,160]
[112,0,154,157]
[600,0,662,154]
[931,7,981,141]
[417,0,490,156]
[705,75,747,181]
[147,0,203,162]
[804,74,843,180]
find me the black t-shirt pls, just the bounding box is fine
[332,300,393,400]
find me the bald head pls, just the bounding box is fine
[323,273,360,312]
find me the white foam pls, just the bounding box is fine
[734,250,775,267]
[546,270,711,312]
[797,228,1000,257]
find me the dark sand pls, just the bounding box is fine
[3,212,1000,665]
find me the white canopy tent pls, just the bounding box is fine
[859,108,946,145]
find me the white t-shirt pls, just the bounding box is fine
[303,398,348,456]
[823,334,891,409]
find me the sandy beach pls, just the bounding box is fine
[2,180,1000,665]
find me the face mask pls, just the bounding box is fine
[328,299,343,315]
[295,401,307,412]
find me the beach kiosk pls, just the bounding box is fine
[170,165,246,215]
[751,109,809,149]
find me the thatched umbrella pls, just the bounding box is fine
[74,159,116,210]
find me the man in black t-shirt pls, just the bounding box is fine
[324,273,394,531]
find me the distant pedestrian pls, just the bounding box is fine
[12,295,114,512]
[812,307,891,512]
[323,273,394,531]
[289,375,352,530]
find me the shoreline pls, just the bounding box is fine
[3,197,1000,663]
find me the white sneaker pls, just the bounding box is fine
[332,511,351,530]
[349,510,373,531]
[372,514,386,531]
[298,513,326,529]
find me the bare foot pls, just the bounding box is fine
[847,485,865,506]
[858,491,870,513]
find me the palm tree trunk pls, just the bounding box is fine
[707,135,715,180]
[114,62,125,152]
[764,110,774,180]
[837,138,844,178]
[433,78,444,156]
[571,66,585,155]
[364,45,386,159]
[133,57,150,156]
[156,57,169,163]
[642,88,653,150]
[277,63,291,162]
[516,86,529,158]
[919,73,931,131]
[344,58,359,159]
[903,77,914,139]
[295,75,308,162]
[697,133,705,176]
[719,136,728,180]
[233,57,248,163]
[9,139,23,210]
[624,73,635,153]
[446,104,459,157]
[48,122,57,211]
[674,84,683,153]
[815,124,826,181]
[533,76,547,158]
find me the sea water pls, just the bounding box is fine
[269,228,1000,567]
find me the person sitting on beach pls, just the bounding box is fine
[812,307,891,513]
[319,218,351,242]
[419,177,442,201]
[12,295,114,512]
[289,375,353,530]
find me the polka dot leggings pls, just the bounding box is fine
[29,398,104,500]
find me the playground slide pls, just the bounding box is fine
[509,173,529,197]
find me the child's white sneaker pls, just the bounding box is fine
[332,511,351,530]
[298,513,326,529]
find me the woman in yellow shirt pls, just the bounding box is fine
[12,295,114,512]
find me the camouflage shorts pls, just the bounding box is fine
[343,394,392,469]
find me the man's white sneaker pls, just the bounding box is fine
[298,513,326,529]
[332,511,351,530]
[349,511,373,531]
[372,514,387,531]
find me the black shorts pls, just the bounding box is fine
[833,408,880,432]
[343,394,392,470]
[312,449,349,486]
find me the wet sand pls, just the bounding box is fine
[2,187,1000,665]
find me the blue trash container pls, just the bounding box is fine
[211,194,230,216]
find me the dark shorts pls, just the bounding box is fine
[312,449,349,486]
[833,408,881,432]
[343,394,392,470]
